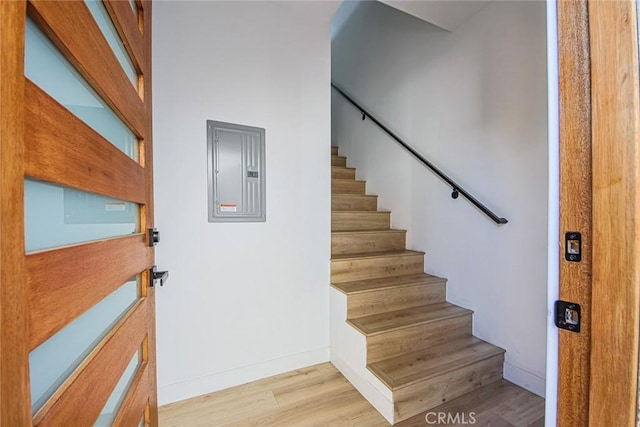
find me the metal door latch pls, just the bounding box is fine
[148,228,160,247]
[565,232,581,262]
[555,300,581,332]
[150,265,169,287]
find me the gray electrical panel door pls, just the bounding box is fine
[207,120,266,222]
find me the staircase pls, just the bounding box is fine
[329,147,505,424]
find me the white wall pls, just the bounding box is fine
[332,1,548,396]
[153,1,336,405]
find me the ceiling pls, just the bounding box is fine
[379,0,490,31]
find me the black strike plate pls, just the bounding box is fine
[148,228,160,247]
[555,300,581,333]
[565,232,581,262]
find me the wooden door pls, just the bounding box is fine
[557,1,640,425]
[0,1,158,425]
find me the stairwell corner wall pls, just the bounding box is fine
[331,0,548,397]
[152,1,337,405]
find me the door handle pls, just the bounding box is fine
[150,265,169,287]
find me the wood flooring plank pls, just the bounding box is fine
[158,363,543,427]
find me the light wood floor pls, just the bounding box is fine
[159,363,544,426]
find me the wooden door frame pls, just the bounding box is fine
[0,1,31,425]
[557,1,640,425]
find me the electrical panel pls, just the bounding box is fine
[207,120,266,222]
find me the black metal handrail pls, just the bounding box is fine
[331,82,508,225]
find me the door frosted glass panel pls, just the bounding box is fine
[85,0,137,86]
[95,349,141,426]
[29,279,138,413]
[24,179,138,252]
[24,18,137,160]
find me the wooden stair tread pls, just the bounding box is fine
[331,273,445,295]
[331,229,406,236]
[348,302,470,335]
[331,166,355,172]
[368,336,505,390]
[331,194,376,199]
[331,249,423,261]
[331,178,365,185]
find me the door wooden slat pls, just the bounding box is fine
[113,362,150,427]
[588,1,640,425]
[557,1,592,425]
[103,0,146,77]
[27,234,152,350]
[24,81,146,204]
[0,1,32,424]
[33,300,147,426]
[27,0,145,138]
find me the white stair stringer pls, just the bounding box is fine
[329,287,395,424]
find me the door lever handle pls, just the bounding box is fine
[150,265,169,287]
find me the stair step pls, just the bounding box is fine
[331,250,424,283]
[350,302,472,363]
[332,155,347,167]
[332,179,365,195]
[368,336,505,422]
[331,274,446,319]
[331,273,445,295]
[332,211,390,231]
[332,229,406,255]
[331,166,356,180]
[331,146,339,155]
[332,194,377,211]
[348,302,471,336]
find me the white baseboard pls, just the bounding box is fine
[331,356,395,424]
[503,361,546,397]
[158,347,330,406]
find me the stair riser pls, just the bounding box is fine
[332,231,406,255]
[331,253,424,284]
[331,147,339,155]
[332,196,377,211]
[332,167,356,180]
[393,355,504,423]
[347,282,446,319]
[332,180,365,195]
[332,212,390,231]
[332,156,347,167]
[366,314,471,364]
